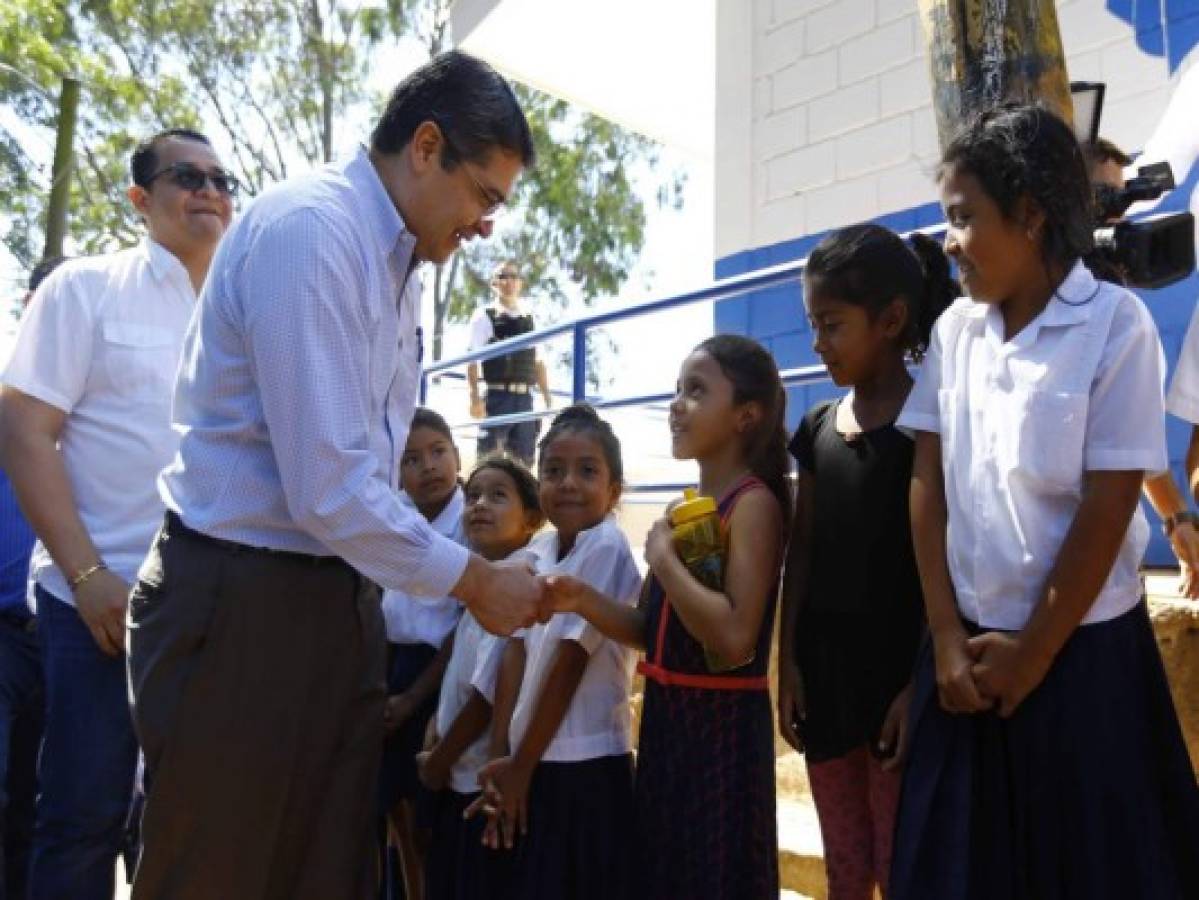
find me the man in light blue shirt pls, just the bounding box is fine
[126,52,542,898]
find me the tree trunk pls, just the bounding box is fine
[309,0,334,162]
[917,0,1073,152]
[431,253,461,362]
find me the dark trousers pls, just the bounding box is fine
[477,390,539,465]
[0,612,42,900]
[127,514,387,900]
[30,588,138,900]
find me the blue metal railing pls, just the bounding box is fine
[419,254,824,494]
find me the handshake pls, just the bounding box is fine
[451,554,595,638]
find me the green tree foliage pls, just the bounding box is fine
[1,0,680,383]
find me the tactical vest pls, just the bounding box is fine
[482,307,537,385]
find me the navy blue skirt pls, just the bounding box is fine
[509,754,635,900]
[891,601,1199,900]
[379,642,440,811]
[424,789,512,900]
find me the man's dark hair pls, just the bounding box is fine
[130,129,213,188]
[1086,137,1132,168]
[29,256,68,293]
[371,51,535,170]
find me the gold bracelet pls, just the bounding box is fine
[69,561,108,590]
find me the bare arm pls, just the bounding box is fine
[972,469,1145,715]
[419,689,492,790]
[468,362,484,417]
[396,631,454,706]
[1187,425,1199,504]
[535,359,552,409]
[473,640,588,845]
[910,431,988,714]
[0,386,128,654]
[509,641,588,774]
[1143,468,1199,597]
[778,472,813,668]
[487,638,525,759]
[646,488,783,664]
[777,471,813,750]
[541,577,647,650]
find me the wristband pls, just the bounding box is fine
[69,561,109,590]
[1163,511,1198,537]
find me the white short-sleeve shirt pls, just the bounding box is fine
[466,300,538,354]
[1,240,197,605]
[508,514,642,763]
[380,487,466,646]
[898,262,1167,630]
[434,609,508,794]
[1166,297,1199,425]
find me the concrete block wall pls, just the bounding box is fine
[714,0,1199,563]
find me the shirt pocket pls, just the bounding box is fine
[1015,390,1088,491]
[101,321,178,401]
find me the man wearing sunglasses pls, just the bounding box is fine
[466,261,553,465]
[0,127,233,899]
[126,52,543,898]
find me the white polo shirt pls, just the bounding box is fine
[1,240,197,606]
[508,514,642,763]
[898,262,1167,630]
[380,487,466,646]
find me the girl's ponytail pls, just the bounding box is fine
[806,222,958,363]
[908,232,960,361]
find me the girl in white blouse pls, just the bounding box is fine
[892,104,1199,900]
[416,456,544,900]
[472,405,641,900]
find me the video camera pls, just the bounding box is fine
[1092,161,1195,290]
[1073,81,1195,290]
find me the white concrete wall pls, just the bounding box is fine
[715,0,1186,262]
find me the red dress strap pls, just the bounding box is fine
[639,474,772,693]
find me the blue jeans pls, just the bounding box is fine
[30,587,138,900]
[478,389,540,465]
[0,611,42,900]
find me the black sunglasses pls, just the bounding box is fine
[146,163,240,197]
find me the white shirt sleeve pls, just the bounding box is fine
[553,528,642,655]
[1128,65,1199,215]
[896,308,950,434]
[1167,296,1199,424]
[1085,295,1168,471]
[466,307,494,352]
[469,634,507,704]
[1,266,95,413]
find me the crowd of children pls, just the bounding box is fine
[376,103,1199,900]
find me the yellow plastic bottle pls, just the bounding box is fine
[669,489,751,672]
[670,488,724,591]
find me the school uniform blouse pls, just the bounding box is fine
[507,515,642,763]
[897,262,1167,631]
[432,609,507,793]
[380,487,465,646]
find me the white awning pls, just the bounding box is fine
[451,0,715,160]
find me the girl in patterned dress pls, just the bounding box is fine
[545,335,791,900]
